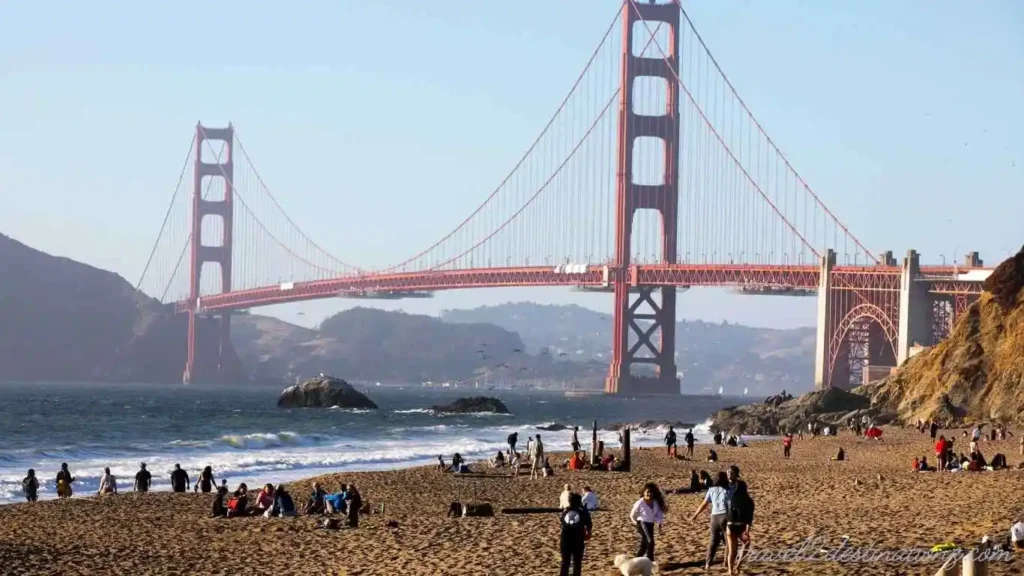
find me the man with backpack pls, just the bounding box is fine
[726,466,755,574]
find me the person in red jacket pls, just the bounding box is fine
[935,435,948,471]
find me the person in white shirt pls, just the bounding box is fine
[98,467,118,495]
[690,471,730,571]
[628,482,667,561]
[581,486,598,511]
[559,484,573,510]
[1011,521,1024,550]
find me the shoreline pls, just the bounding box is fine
[0,420,724,506]
[3,427,1021,574]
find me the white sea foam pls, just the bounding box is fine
[0,418,718,504]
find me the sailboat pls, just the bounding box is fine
[717,386,724,397]
[743,387,749,396]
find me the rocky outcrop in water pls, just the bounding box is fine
[857,245,1024,425]
[711,387,876,435]
[431,396,510,414]
[277,376,377,409]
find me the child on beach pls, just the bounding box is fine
[559,492,592,576]
[56,463,75,499]
[22,469,39,502]
[629,483,666,561]
[782,433,792,459]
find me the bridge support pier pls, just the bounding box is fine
[605,1,680,395]
[184,123,235,384]
[897,250,931,366]
[813,250,835,390]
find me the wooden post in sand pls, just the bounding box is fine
[622,427,631,472]
[590,420,598,465]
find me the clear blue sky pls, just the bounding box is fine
[2,1,1021,329]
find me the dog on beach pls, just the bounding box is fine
[613,554,657,576]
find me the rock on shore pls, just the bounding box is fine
[431,396,510,414]
[711,387,878,435]
[277,376,378,409]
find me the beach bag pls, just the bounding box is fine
[227,497,242,512]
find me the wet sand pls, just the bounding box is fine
[1,427,1022,575]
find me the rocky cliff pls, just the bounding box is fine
[0,233,245,383]
[858,245,1024,424]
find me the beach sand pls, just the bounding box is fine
[1,427,1022,575]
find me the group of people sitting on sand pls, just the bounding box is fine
[210,482,297,519]
[300,481,364,527]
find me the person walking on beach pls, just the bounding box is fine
[782,433,793,459]
[508,431,518,455]
[684,428,695,460]
[929,420,939,440]
[559,492,592,576]
[530,434,545,479]
[56,463,75,499]
[195,466,216,493]
[134,463,152,492]
[629,483,667,561]
[726,480,755,574]
[665,426,677,457]
[22,469,39,502]
[691,471,730,570]
[98,467,118,495]
[170,463,190,493]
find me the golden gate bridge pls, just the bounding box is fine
[136,0,989,393]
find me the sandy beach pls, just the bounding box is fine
[1,427,1022,575]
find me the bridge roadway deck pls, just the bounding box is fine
[174,264,987,313]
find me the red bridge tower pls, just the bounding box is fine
[606,2,681,395]
[183,124,234,384]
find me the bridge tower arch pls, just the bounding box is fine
[606,1,681,395]
[183,123,234,384]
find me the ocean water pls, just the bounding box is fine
[0,381,742,504]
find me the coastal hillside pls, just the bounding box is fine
[234,307,606,385]
[443,302,815,394]
[859,245,1024,424]
[0,233,245,383]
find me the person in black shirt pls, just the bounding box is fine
[508,431,518,455]
[558,492,592,576]
[664,426,677,457]
[684,429,696,459]
[195,466,215,493]
[345,484,362,528]
[571,426,581,454]
[134,462,152,492]
[56,463,75,499]
[22,469,39,502]
[170,463,190,492]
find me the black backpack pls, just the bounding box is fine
[728,490,753,524]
